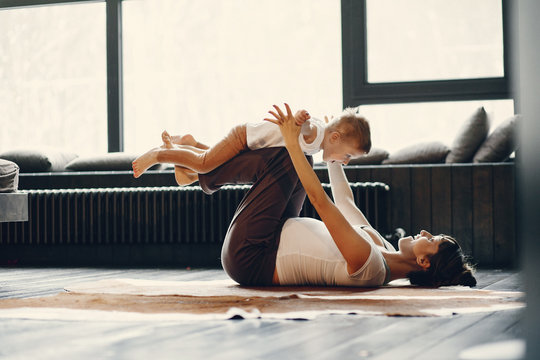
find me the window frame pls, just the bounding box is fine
[0,0,123,152]
[341,0,513,107]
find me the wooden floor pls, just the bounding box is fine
[0,268,524,360]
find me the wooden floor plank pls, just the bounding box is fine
[415,309,524,360]
[483,271,523,291]
[262,317,395,359]
[504,318,524,338]
[352,316,477,360]
[473,269,516,289]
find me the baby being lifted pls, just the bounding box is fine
[132,107,372,186]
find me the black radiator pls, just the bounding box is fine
[0,183,389,265]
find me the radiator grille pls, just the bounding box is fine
[0,183,389,246]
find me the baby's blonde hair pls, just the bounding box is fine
[327,108,371,153]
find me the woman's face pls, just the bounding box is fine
[398,230,441,258]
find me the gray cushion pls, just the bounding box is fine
[65,153,164,171]
[0,149,78,172]
[473,115,519,163]
[349,148,389,165]
[0,159,19,192]
[446,107,490,163]
[383,141,450,164]
[66,153,137,171]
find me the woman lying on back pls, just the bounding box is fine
[262,104,476,287]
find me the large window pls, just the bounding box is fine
[122,0,342,158]
[342,0,511,105]
[342,0,513,154]
[0,2,107,156]
[366,0,504,83]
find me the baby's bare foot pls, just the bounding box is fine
[174,166,198,186]
[132,147,160,178]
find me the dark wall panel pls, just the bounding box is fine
[451,166,474,257]
[493,165,516,267]
[411,167,431,235]
[431,166,453,236]
[390,167,412,234]
[472,166,494,265]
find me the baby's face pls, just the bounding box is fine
[322,138,365,165]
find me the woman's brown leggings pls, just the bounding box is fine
[198,147,313,286]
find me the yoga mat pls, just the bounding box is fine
[0,278,524,320]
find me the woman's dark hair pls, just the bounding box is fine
[407,235,477,287]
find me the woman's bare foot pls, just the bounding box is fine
[174,166,198,186]
[161,131,200,185]
[171,134,197,147]
[164,131,208,150]
[132,147,160,178]
[161,130,175,149]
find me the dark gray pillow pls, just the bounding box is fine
[0,149,78,172]
[473,115,519,163]
[349,148,389,165]
[0,159,19,192]
[66,153,137,171]
[65,152,164,171]
[446,107,490,163]
[383,141,450,164]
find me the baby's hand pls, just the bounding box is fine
[294,109,310,126]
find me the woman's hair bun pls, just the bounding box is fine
[407,234,477,287]
[458,269,477,287]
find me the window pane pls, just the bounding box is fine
[123,0,342,162]
[0,3,107,156]
[358,100,514,155]
[366,0,504,83]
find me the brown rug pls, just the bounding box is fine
[0,278,524,320]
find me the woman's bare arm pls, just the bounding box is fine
[265,104,372,273]
[328,162,392,248]
[327,162,371,227]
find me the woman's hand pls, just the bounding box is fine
[264,103,302,147]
